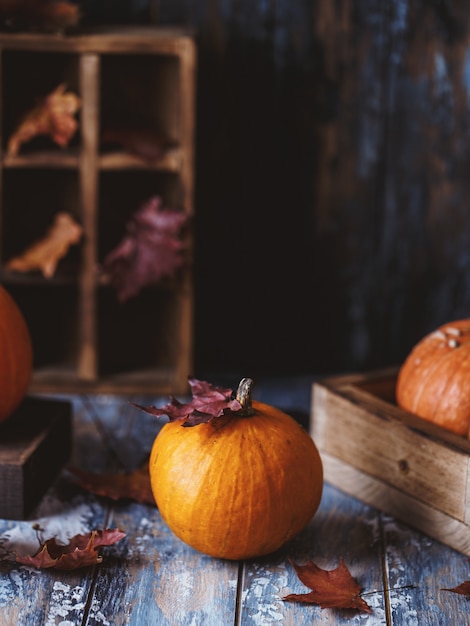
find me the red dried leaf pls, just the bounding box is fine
[442,581,470,597]
[7,83,80,156]
[69,463,154,505]
[133,377,242,427]
[101,127,175,162]
[100,196,188,302]
[283,558,372,613]
[15,529,126,570]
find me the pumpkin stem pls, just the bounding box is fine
[236,378,255,416]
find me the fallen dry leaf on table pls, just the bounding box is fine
[442,580,470,597]
[100,195,188,302]
[7,83,80,156]
[6,212,83,278]
[69,463,155,505]
[132,377,242,427]
[15,528,126,570]
[283,558,372,613]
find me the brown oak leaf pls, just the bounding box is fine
[442,581,470,597]
[69,463,154,505]
[15,528,126,570]
[100,196,188,302]
[283,558,372,613]
[6,212,83,278]
[101,127,175,163]
[7,83,80,156]
[133,377,242,427]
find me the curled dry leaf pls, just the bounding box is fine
[15,528,126,570]
[132,377,242,427]
[283,558,372,613]
[7,83,80,157]
[6,212,83,278]
[69,462,155,505]
[100,196,188,302]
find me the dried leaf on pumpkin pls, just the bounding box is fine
[442,581,470,597]
[6,212,83,278]
[283,558,372,613]
[7,83,80,156]
[100,196,188,302]
[69,463,154,505]
[132,378,242,427]
[15,528,126,570]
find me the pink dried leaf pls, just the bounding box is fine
[132,377,242,426]
[100,196,188,301]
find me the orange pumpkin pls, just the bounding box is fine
[396,319,470,437]
[0,285,33,422]
[149,378,323,560]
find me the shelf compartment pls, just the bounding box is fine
[1,49,81,157]
[100,52,181,145]
[96,286,179,378]
[0,168,82,278]
[7,283,81,372]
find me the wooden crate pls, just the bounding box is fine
[310,367,470,555]
[0,396,72,519]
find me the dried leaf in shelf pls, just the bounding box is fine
[101,127,175,163]
[100,196,189,302]
[7,83,81,157]
[6,212,83,278]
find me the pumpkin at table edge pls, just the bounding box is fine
[0,284,33,422]
[396,318,470,437]
[149,379,324,560]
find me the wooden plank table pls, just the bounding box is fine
[0,376,469,625]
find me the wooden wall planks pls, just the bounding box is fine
[132,0,470,377]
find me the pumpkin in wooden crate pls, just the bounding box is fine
[138,377,323,560]
[396,319,470,437]
[0,285,33,422]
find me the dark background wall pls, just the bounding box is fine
[81,0,470,378]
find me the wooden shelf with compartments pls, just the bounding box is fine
[0,27,196,395]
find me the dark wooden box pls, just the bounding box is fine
[0,396,72,519]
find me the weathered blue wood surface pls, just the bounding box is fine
[0,379,469,625]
